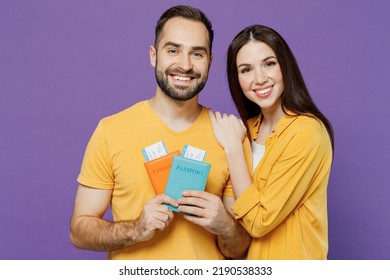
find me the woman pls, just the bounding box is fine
[209,25,334,259]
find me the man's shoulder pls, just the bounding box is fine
[100,100,147,125]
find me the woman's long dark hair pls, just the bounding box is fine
[227,25,334,150]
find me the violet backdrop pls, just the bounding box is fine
[1,0,389,259]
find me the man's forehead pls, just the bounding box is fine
[158,17,210,51]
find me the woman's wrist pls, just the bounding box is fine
[223,141,243,156]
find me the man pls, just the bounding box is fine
[70,5,251,259]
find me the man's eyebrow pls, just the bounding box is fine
[191,46,208,54]
[162,41,209,54]
[163,41,181,48]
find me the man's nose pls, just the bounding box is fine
[177,54,192,72]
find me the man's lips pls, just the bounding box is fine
[170,75,193,81]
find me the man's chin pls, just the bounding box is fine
[166,92,199,101]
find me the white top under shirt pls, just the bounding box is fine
[251,140,265,173]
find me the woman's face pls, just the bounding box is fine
[236,41,284,114]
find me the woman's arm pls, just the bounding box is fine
[208,110,252,198]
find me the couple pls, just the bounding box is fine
[70,5,334,260]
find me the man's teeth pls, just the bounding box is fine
[174,76,191,81]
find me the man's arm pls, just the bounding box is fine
[217,195,251,258]
[70,184,178,251]
[178,191,251,259]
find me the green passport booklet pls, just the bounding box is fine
[164,155,210,212]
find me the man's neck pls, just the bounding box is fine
[148,91,202,132]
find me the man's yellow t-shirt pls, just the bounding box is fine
[78,101,249,259]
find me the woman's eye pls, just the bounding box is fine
[265,61,277,67]
[241,67,251,73]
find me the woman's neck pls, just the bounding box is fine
[256,106,284,144]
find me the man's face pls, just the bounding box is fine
[150,17,212,101]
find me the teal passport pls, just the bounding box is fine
[164,155,210,212]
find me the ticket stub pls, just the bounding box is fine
[142,141,168,161]
[182,144,206,162]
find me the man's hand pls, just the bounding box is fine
[178,190,251,258]
[177,190,231,235]
[135,194,178,242]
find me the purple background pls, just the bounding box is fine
[1,0,389,260]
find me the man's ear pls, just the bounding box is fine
[210,52,214,66]
[149,45,157,67]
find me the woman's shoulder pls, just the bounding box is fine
[293,114,325,132]
[287,115,331,149]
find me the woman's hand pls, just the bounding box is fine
[208,110,247,151]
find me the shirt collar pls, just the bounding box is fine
[248,111,298,141]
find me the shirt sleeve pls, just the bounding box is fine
[222,179,234,197]
[77,120,115,190]
[232,121,332,237]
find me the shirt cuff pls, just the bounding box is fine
[232,183,261,219]
[77,175,114,190]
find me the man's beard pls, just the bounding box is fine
[155,67,207,101]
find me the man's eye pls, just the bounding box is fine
[192,52,203,58]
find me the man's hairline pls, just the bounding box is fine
[154,16,211,53]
